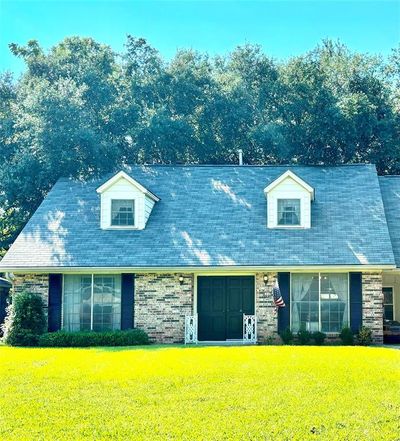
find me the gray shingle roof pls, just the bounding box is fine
[379,176,400,267]
[0,164,395,269]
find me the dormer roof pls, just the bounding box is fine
[264,170,315,200]
[96,170,160,202]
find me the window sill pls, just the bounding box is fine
[103,226,139,230]
[270,225,308,229]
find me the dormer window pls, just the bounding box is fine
[96,170,160,230]
[111,199,135,226]
[264,170,314,229]
[277,199,300,226]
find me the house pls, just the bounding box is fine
[1,164,400,344]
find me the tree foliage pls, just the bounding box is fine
[2,291,46,346]
[0,37,399,251]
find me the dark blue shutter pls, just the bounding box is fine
[278,272,290,334]
[48,274,62,332]
[121,274,134,330]
[349,272,362,332]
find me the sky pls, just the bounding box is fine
[0,0,399,75]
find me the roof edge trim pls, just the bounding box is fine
[96,170,160,201]
[264,170,315,199]
[1,264,395,274]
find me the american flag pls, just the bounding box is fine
[273,281,285,308]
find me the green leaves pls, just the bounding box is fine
[0,37,399,252]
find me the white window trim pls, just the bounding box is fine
[109,198,137,229]
[276,198,301,227]
[290,272,350,335]
[383,285,395,321]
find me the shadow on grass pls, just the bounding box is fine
[3,343,394,352]
[96,344,222,352]
[1,343,254,352]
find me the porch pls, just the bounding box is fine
[382,272,400,343]
[184,313,257,344]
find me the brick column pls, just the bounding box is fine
[362,272,383,344]
[255,272,278,343]
[134,273,194,344]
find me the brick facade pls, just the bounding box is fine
[255,272,278,343]
[134,273,194,343]
[362,272,384,344]
[9,271,386,344]
[13,274,49,309]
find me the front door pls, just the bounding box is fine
[197,276,255,341]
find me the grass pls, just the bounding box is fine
[0,346,399,440]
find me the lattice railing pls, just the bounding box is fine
[185,314,198,344]
[243,314,257,343]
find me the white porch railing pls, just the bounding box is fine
[243,314,257,343]
[185,314,257,344]
[185,314,198,344]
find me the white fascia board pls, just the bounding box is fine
[382,267,400,273]
[264,170,314,200]
[3,264,395,274]
[96,171,160,202]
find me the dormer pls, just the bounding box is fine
[264,170,314,229]
[96,171,160,230]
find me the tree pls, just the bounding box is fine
[0,37,399,254]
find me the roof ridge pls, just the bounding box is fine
[123,163,376,168]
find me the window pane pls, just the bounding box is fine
[291,273,349,334]
[291,273,319,331]
[320,273,348,333]
[93,275,121,331]
[384,305,394,321]
[277,199,300,225]
[383,287,393,304]
[111,200,135,226]
[63,275,92,332]
[63,274,122,332]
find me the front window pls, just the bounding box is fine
[111,199,135,226]
[383,287,394,321]
[277,199,300,226]
[63,274,121,331]
[291,273,349,333]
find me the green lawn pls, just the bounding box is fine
[0,346,399,440]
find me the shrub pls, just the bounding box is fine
[38,329,150,347]
[357,326,373,346]
[339,326,354,345]
[280,327,294,345]
[2,291,46,346]
[263,334,276,345]
[297,327,312,345]
[313,331,326,345]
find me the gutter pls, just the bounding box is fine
[0,264,396,274]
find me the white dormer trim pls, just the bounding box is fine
[96,170,160,202]
[96,170,159,230]
[264,170,314,229]
[264,170,314,200]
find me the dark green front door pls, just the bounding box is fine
[197,276,255,341]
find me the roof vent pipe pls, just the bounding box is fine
[238,149,243,166]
